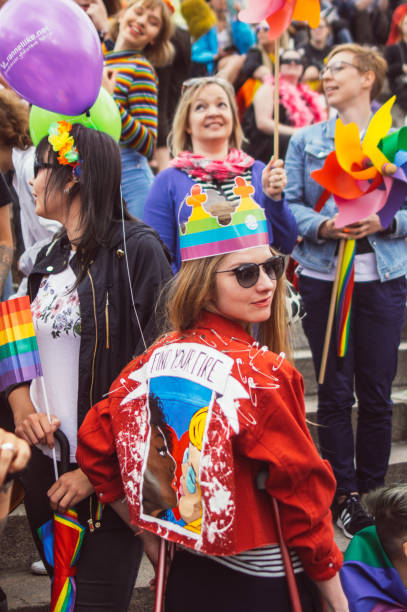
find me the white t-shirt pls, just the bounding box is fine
[30,260,81,462]
[300,252,380,282]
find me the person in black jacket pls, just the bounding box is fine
[384,12,407,113]
[7,123,172,611]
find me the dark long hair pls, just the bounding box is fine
[36,124,131,283]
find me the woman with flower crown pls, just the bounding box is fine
[143,75,298,273]
[6,122,172,610]
[77,175,348,611]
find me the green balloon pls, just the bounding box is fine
[29,86,122,145]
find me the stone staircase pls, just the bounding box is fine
[0,313,406,611]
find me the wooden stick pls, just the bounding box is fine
[273,36,280,158]
[318,239,345,385]
[154,538,167,612]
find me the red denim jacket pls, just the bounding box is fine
[76,311,342,581]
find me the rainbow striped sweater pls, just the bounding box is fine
[105,50,158,159]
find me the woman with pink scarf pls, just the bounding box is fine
[242,48,327,162]
[143,76,298,272]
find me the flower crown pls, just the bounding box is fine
[48,121,81,178]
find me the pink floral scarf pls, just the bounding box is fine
[264,75,327,127]
[170,148,255,182]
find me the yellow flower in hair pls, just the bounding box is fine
[49,132,74,153]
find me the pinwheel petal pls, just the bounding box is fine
[293,0,320,27]
[362,96,395,172]
[266,0,296,40]
[335,119,378,180]
[311,151,366,199]
[238,0,284,23]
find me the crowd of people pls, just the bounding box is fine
[0,0,407,610]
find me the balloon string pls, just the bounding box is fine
[120,187,147,351]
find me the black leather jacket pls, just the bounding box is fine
[24,219,172,427]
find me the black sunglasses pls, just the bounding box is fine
[216,256,285,288]
[280,57,303,66]
[33,160,58,178]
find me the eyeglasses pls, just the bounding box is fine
[256,24,270,33]
[182,76,234,95]
[319,60,363,80]
[33,160,57,178]
[216,255,285,288]
[280,57,303,66]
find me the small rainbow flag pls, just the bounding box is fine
[0,295,42,392]
[341,525,407,611]
[335,239,356,358]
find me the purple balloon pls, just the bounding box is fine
[0,0,103,115]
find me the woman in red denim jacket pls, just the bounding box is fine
[77,176,348,611]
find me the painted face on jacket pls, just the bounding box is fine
[179,443,202,524]
[209,246,277,327]
[142,425,177,517]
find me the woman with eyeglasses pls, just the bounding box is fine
[6,122,172,610]
[285,44,407,540]
[143,75,298,273]
[77,185,349,612]
[242,48,327,163]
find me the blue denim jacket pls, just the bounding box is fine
[285,118,407,282]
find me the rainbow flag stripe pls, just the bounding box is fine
[335,239,356,358]
[341,526,407,611]
[0,295,42,391]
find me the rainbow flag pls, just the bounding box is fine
[341,526,407,611]
[0,295,42,392]
[335,239,356,358]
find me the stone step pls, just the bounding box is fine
[294,341,407,397]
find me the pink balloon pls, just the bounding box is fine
[0,0,103,115]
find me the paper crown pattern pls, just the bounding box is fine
[179,176,269,261]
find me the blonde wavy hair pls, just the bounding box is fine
[165,248,291,361]
[110,0,174,67]
[168,77,244,156]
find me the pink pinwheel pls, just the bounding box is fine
[239,0,320,40]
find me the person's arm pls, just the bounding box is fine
[106,63,158,158]
[253,83,298,137]
[237,364,344,584]
[0,428,31,487]
[315,575,349,612]
[251,161,298,254]
[84,0,110,38]
[284,130,341,242]
[0,205,14,298]
[142,170,179,267]
[8,384,61,448]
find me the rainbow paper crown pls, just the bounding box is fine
[179,176,269,261]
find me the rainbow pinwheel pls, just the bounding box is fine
[239,0,320,40]
[312,96,407,230]
[312,96,407,359]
